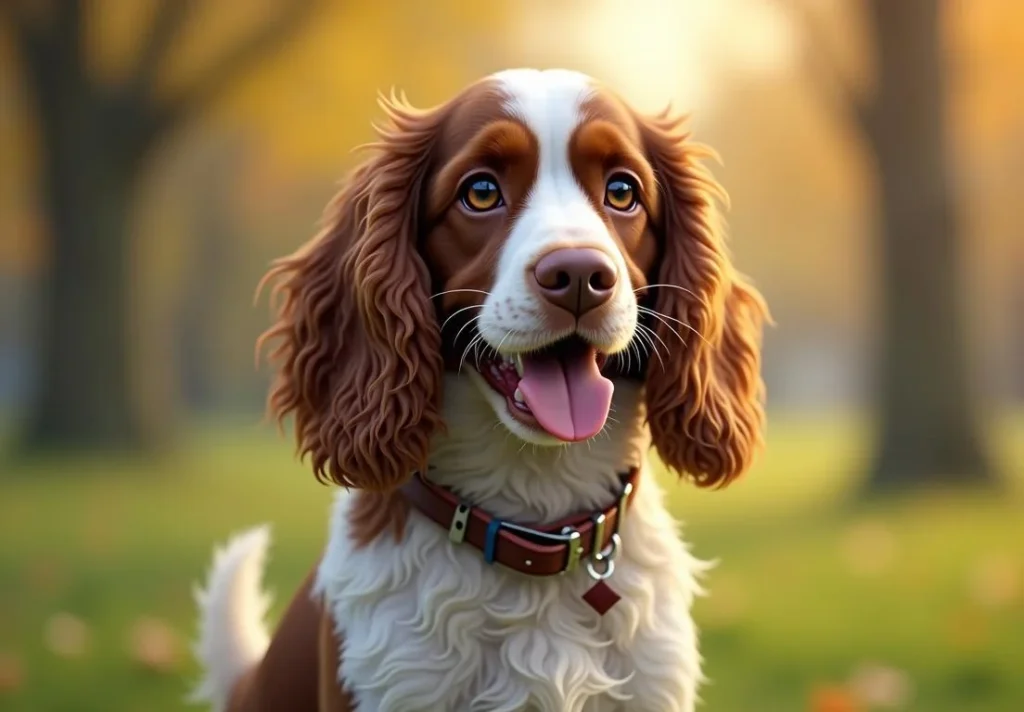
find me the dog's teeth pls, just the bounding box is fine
[514,387,525,403]
[513,355,524,377]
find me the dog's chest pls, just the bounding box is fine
[317,491,703,712]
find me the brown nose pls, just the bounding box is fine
[532,247,618,317]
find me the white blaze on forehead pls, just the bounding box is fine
[475,68,638,361]
[492,68,595,151]
[491,69,612,267]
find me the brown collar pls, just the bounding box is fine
[399,468,640,577]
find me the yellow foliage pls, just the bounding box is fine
[948,0,1024,142]
[215,1,512,171]
[0,0,516,275]
[1,0,1020,281]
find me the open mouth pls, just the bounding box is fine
[474,335,613,442]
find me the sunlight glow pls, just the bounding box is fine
[515,0,796,113]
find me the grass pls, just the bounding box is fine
[0,412,1022,711]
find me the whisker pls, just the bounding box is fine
[639,308,688,348]
[635,323,667,370]
[494,330,513,355]
[638,305,707,346]
[627,336,642,374]
[637,318,670,352]
[459,333,486,374]
[474,335,496,372]
[453,315,484,349]
[644,324,673,363]
[626,336,643,372]
[440,304,483,333]
[632,325,661,367]
[473,338,484,372]
[631,331,651,362]
[430,288,492,300]
[637,283,701,300]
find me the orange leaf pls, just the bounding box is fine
[809,685,863,712]
[0,652,25,694]
[128,617,184,674]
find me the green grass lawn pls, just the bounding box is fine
[1,413,1022,711]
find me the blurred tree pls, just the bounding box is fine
[1,0,316,452]
[174,135,245,412]
[789,0,995,491]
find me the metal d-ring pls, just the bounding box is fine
[586,554,616,580]
[586,533,621,580]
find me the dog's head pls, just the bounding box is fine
[260,69,768,492]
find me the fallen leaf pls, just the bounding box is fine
[128,617,183,674]
[840,520,897,578]
[967,553,1021,609]
[0,652,25,694]
[848,662,914,709]
[44,612,90,659]
[809,684,862,712]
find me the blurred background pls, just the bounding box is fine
[0,0,1021,710]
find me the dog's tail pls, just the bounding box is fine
[190,526,273,712]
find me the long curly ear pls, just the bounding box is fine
[639,109,769,488]
[257,94,448,491]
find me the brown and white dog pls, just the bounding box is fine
[192,68,768,712]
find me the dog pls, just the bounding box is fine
[192,68,768,712]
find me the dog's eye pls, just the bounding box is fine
[460,174,503,212]
[604,174,638,212]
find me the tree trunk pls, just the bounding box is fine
[1013,279,1024,401]
[176,203,229,412]
[17,116,147,452]
[4,0,317,456]
[864,0,994,491]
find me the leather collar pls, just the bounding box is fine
[399,467,640,577]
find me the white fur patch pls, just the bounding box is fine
[316,376,709,711]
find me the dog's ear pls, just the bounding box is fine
[258,93,450,491]
[637,109,769,488]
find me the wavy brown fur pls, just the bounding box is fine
[256,93,451,491]
[637,109,769,488]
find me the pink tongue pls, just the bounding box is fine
[517,345,614,442]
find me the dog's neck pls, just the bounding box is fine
[427,375,650,523]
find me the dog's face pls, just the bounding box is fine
[422,70,659,446]
[261,69,767,491]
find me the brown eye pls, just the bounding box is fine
[604,174,638,212]
[460,174,503,212]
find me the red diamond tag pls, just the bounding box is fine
[582,580,621,615]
